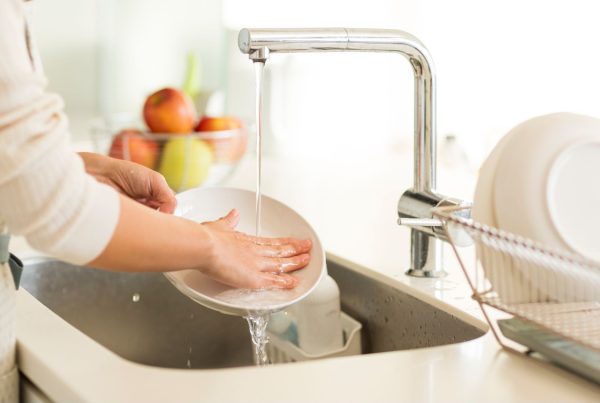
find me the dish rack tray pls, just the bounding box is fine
[266,312,362,363]
[433,205,600,355]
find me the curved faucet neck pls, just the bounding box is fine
[238,27,437,193]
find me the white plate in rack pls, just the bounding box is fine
[484,113,600,303]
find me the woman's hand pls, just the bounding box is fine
[200,209,312,289]
[81,153,311,289]
[79,152,177,213]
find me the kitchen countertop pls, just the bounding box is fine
[13,149,600,402]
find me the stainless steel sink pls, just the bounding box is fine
[21,257,485,369]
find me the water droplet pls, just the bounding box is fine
[186,359,191,368]
[132,293,140,302]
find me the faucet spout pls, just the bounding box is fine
[238,28,462,278]
[239,28,436,193]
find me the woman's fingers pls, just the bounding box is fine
[197,211,313,290]
[150,173,177,214]
[253,236,312,248]
[260,253,311,273]
[256,273,299,289]
[236,234,312,254]
[255,242,312,258]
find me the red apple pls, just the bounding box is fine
[143,88,197,134]
[109,129,159,169]
[195,116,248,163]
[195,116,243,132]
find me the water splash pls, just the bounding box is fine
[245,312,271,366]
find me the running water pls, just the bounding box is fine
[254,61,264,238]
[245,312,270,366]
[244,61,271,366]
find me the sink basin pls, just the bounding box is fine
[20,257,485,369]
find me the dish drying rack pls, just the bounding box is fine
[433,205,600,378]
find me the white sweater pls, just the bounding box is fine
[0,0,119,264]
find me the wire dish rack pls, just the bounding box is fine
[433,205,600,355]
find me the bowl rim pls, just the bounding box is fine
[104,129,244,141]
[89,115,246,141]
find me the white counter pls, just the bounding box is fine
[14,150,600,402]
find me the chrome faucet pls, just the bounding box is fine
[238,28,466,278]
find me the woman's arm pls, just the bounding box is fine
[79,153,313,288]
[0,0,120,264]
[90,195,311,289]
[0,0,311,289]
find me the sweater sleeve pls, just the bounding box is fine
[0,0,120,265]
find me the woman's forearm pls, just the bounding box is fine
[89,194,212,272]
[89,194,311,289]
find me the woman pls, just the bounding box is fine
[0,1,311,400]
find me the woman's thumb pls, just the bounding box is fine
[216,209,240,229]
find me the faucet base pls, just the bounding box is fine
[405,268,447,278]
[405,229,447,278]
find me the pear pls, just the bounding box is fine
[159,137,213,192]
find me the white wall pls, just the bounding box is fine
[223,0,600,163]
[29,0,600,161]
[29,0,101,138]
[416,0,600,161]
[102,0,225,115]
[29,0,225,140]
[222,0,419,157]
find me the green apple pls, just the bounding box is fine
[159,137,213,191]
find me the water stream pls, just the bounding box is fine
[244,61,271,366]
[245,312,270,366]
[254,61,264,239]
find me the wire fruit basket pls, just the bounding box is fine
[433,205,600,357]
[90,116,248,192]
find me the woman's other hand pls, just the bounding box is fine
[201,209,312,289]
[79,152,177,213]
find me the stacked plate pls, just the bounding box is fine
[472,113,600,303]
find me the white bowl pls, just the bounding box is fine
[164,187,326,316]
[472,126,535,303]
[472,126,521,229]
[477,113,600,303]
[546,141,600,261]
[494,113,600,262]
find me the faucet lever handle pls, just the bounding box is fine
[397,218,443,227]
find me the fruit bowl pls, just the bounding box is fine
[91,117,248,192]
